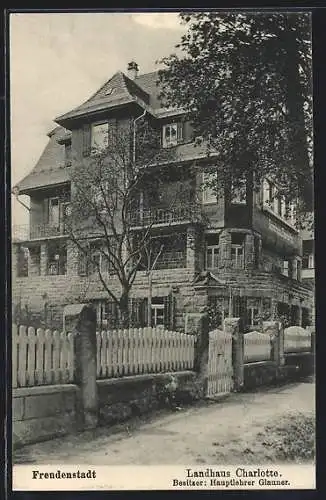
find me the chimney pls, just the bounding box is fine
[127,61,139,80]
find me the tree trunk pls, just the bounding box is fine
[119,290,130,329]
[147,272,152,327]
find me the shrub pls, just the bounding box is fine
[259,412,315,462]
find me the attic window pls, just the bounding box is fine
[105,87,115,96]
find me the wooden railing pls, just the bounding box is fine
[244,330,272,363]
[12,324,75,388]
[12,222,68,241]
[284,326,312,353]
[12,324,196,388]
[130,204,203,227]
[96,327,196,379]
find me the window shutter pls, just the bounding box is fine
[108,119,117,147]
[43,198,49,224]
[82,124,91,156]
[164,293,176,330]
[177,122,184,143]
[140,298,148,327]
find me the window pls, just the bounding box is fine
[282,260,289,277]
[17,246,29,277]
[202,171,217,204]
[48,198,60,228]
[91,122,108,151]
[262,179,274,205]
[247,306,260,326]
[231,233,244,269]
[292,259,298,280]
[308,254,314,269]
[231,181,246,204]
[80,240,116,276]
[96,300,119,329]
[247,298,262,327]
[162,123,183,148]
[206,245,219,269]
[47,242,67,275]
[262,179,297,226]
[151,297,165,327]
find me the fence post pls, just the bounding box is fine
[225,317,243,391]
[263,320,284,372]
[194,311,210,397]
[74,304,98,430]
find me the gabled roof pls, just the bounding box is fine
[14,126,70,194]
[55,70,184,125]
[56,71,153,124]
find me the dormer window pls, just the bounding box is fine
[162,123,183,148]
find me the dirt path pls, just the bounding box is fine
[14,381,315,465]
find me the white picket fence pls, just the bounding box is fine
[284,326,312,354]
[13,324,196,388]
[12,324,75,388]
[96,327,196,379]
[244,331,272,363]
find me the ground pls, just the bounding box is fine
[14,380,315,465]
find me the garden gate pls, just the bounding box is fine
[207,328,234,398]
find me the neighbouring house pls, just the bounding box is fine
[300,216,315,326]
[12,62,314,331]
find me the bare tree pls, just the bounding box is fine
[65,116,189,328]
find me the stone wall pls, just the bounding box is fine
[13,371,196,448]
[13,384,79,448]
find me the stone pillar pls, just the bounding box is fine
[244,232,254,270]
[263,320,284,368]
[194,311,210,398]
[298,301,303,327]
[186,225,196,269]
[219,229,231,270]
[74,304,98,430]
[40,242,48,276]
[224,317,243,391]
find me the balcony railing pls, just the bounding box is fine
[130,204,203,227]
[155,251,186,269]
[12,223,68,242]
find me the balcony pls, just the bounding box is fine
[12,223,68,242]
[130,204,204,228]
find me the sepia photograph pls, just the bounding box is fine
[10,10,315,490]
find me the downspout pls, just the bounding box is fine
[133,108,147,221]
[12,188,31,212]
[133,108,147,163]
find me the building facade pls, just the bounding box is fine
[12,63,314,331]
